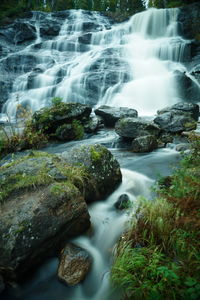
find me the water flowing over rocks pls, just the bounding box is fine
[0,21,36,44]
[0,6,199,117]
[58,243,92,286]
[94,105,138,127]
[174,70,200,103]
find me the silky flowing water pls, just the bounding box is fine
[0,5,194,300]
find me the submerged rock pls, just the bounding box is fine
[115,117,160,139]
[175,143,190,152]
[94,105,138,127]
[115,194,131,210]
[61,144,122,201]
[131,135,158,153]
[58,243,92,286]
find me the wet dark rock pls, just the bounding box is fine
[175,143,190,152]
[0,44,10,58]
[190,64,200,86]
[0,79,12,110]
[94,105,138,127]
[0,21,36,44]
[84,70,129,102]
[174,71,200,103]
[0,275,5,293]
[1,54,37,74]
[158,176,172,189]
[78,33,92,44]
[58,243,92,286]
[154,112,197,133]
[51,11,71,19]
[30,102,92,134]
[131,135,158,153]
[84,115,100,133]
[115,117,161,140]
[82,21,105,32]
[40,21,61,37]
[178,2,200,40]
[0,152,90,283]
[50,40,89,52]
[61,144,122,201]
[157,102,199,121]
[158,132,173,147]
[55,122,84,141]
[115,194,131,210]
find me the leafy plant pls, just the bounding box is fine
[51,97,63,106]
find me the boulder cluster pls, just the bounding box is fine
[95,102,199,152]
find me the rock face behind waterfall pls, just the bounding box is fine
[178,2,200,96]
[0,5,200,115]
[0,146,121,288]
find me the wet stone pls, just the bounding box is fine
[58,243,92,286]
[115,194,131,210]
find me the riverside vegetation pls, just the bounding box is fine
[0,0,199,24]
[0,97,91,158]
[111,134,200,300]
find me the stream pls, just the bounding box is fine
[1,129,181,300]
[0,4,196,300]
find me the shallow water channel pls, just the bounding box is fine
[1,129,181,300]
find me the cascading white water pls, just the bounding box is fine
[1,7,191,118]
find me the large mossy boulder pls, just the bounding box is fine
[115,117,160,140]
[94,105,138,127]
[0,151,90,283]
[61,144,122,201]
[0,145,121,287]
[30,102,92,135]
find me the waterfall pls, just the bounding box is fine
[1,8,191,118]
